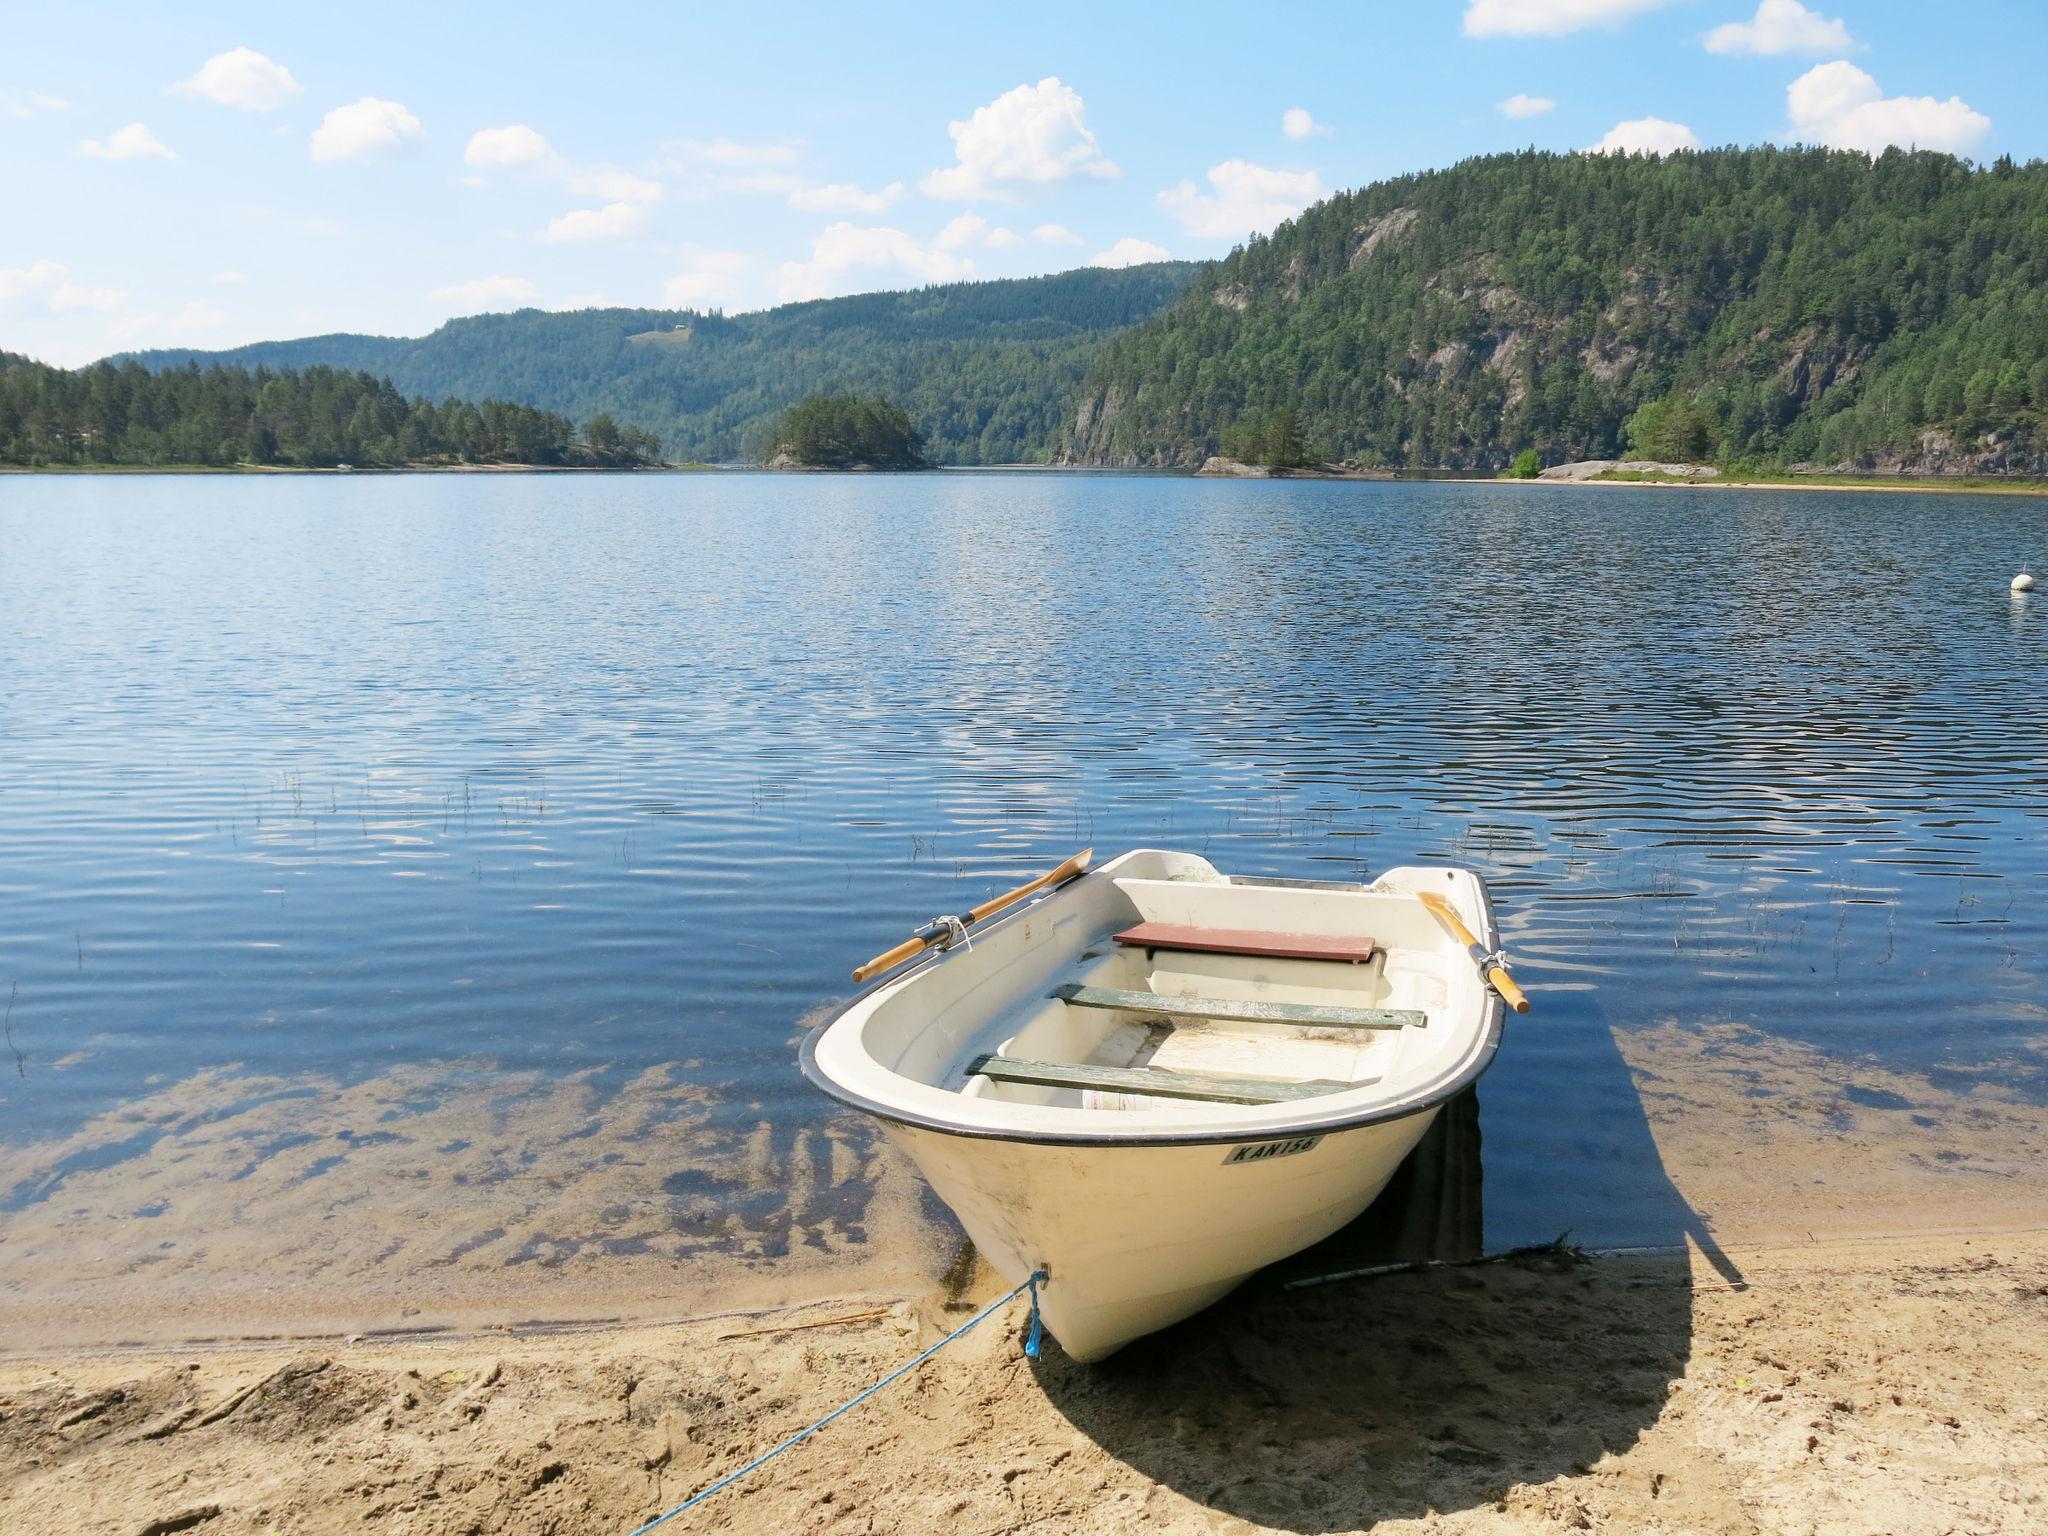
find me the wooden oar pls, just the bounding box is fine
[1417,891,1531,1014]
[852,848,1094,982]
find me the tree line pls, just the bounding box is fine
[119,264,1198,467]
[1062,146,2048,471]
[0,354,661,469]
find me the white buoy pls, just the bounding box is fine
[2015,570,2038,593]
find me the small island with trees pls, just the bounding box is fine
[762,393,930,471]
[1195,405,1394,478]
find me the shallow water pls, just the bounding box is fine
[1,473,2043,1343]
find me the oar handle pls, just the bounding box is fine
[1417,891,1531,1014]
[851,849,1094,983]
[850,934,930,984]
[1484,963,1531,1016]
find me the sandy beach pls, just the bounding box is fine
[1512,473,2048,496]
[2,1227,2042,1535]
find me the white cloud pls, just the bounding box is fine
[542,202,650,243]
[1281,108,1330,140]
[1090,237,1173,269]
[666,137,800,169]
[1705,1,1857,55]
[921,77,1118,200]
[1032,222,1084,245]
[310,98,423,162]
[789,181,904,213]
[49,281,127,313]
[107,300,229,346]
[657,138,802,195]
[662,250,750,307]
[464,126,661,204]
[168,299,227,334]
[777,223,974,303]
[1464,0,1676,37]
[211,269,247,285]
[1784,61,1990,155]
[568,165,662,202]
[0,260,67,307]
[466,124,554,168]
[427,275,540,312]
[171,47,302,111]
[934,212,1019,251]
[1497,93,1558,119]
[78,122,175,160]
[714,170,801,194]
[1586,116,1701,153]
[1158,159,1326,240]
[936,213,986,249]
[6,90,69,117]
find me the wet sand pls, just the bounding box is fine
[0,1057,959,1351]
[6,1014,2041,1351]
[4,1017,2046,1531]
[2,1229,2043,1534]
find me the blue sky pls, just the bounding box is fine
[5,0,2042,365]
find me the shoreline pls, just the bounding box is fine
[8,460,2048,494]
[0,462,689,476]
[4,1227,2041,1533]
[5,1218,2042,1367]
[1505,472,2048,497]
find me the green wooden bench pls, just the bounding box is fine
[966,1053,1360,1106]
[1050,982,1425,1032]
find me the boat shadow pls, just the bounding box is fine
[1029,1017,1740,1532]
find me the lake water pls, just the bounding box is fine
[2,472,2044,1345]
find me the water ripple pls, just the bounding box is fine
[0,473,2043,1337]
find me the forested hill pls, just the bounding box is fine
[1061,147,2048,473]
[125,263,1196,466]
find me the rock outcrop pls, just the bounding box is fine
[1195,457,1397,480]
[1537,460,1722,482]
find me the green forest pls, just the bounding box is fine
[1063,146,2048,472]
[124,264,1196,466]
[0,354,661,469]
[49,148,2048,475]
[768,394,928,469]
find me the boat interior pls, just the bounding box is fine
[949,872,1463,1113]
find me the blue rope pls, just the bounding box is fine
[1023,1268,1044,1358]
[626,1267,1048,1534]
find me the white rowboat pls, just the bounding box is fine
[801,849,1520,1361]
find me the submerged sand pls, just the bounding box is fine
[1,1229,2043,1534]
[5,1015,2042,1353]
[3,1011,2046,1531]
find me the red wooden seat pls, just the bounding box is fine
[1112,922,1379,964]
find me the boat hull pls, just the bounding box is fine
[887,1108,1440,1361]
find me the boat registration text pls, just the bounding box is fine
[1223,1135,1323,1166]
